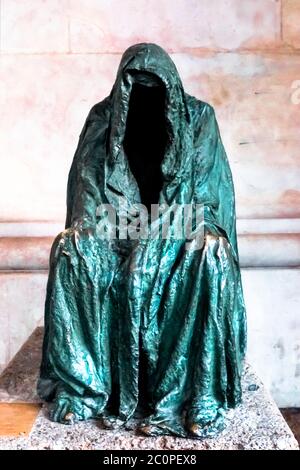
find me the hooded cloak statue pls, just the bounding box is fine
[38,43,247,438]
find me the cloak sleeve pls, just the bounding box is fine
[65,101,109,229]
[193,102,239,260]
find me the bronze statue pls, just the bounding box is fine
[38,43,247,438]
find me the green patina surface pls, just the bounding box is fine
[38,43,247,438]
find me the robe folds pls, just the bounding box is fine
[38,43,247,438]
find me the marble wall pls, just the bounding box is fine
[0,0,299,406]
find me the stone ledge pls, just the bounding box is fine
[0,328,298,450]
[1,219,300,269]
[0,237,53,270]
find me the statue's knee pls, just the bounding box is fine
[49,228,76,263]
[54,228,74,246]
[55,226,96,246]
[204,233,228,250]
[204,234,218,249]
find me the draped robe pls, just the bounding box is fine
[38,43,247,438]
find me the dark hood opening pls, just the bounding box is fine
[123,74,168,212]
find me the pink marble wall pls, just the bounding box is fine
[0,272,47,369]
[0,0,299,221]
[0,1,300,404]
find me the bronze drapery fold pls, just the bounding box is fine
[38,43,247,438]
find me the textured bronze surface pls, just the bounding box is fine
[38,43,247,438]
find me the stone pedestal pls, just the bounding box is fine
[0,328,298,450]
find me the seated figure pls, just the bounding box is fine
[38,43,247,438]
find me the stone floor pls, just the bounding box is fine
[0,328,298,450]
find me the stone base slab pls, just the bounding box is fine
[0,328,298,450]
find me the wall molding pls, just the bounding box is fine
[0,219,299,269]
